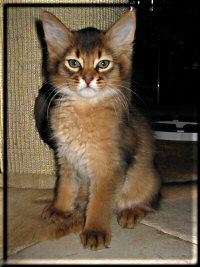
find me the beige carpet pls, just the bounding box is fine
[7,183,197,256]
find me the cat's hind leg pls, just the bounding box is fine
[116,162,160,229]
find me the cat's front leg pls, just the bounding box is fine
[80,169,122,250]
[42,157,80,224]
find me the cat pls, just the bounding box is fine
[38,10,161,250]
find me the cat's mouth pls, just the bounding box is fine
[78,87,99,98]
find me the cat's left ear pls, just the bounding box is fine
[105,11,136,54]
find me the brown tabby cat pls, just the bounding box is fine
[40,10,160,250]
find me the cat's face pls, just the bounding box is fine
[42,11,136,100]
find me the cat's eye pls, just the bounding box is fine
[97,60,110,69]
[68,59,81,68]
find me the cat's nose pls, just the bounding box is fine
[84,76,92,86]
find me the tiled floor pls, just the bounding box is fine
[2,183,198,264]
[7,220,197,264]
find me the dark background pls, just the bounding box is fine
[131,0,199,121]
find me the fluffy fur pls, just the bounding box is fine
[40,10,160,250]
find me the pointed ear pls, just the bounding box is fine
[105,11,136,54]
[41,11,72,57]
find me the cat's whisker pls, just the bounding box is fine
[36,85,58,114]
[131,79,146,88]
[111,83,146,107]
[41,80,66,96]
[109,90,129,123]
[108,89,121,121]
[46,89,64,121]
[106,84,129,117]
[47,84,79,120]
[117,93,128,112]
[46,88,59,102]
[116,91,130,121]
[116,90,130,122]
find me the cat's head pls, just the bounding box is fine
[42,11,136,100]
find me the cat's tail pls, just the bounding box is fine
[34,82,55,149]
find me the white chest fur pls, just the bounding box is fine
[50,103,95,175]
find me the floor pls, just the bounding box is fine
[1,182,198,264]
[0,187,2,261]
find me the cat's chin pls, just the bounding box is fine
[78,87,99,99]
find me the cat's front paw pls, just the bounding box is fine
[80,229,111,250]
[117,207,148,229]
[41,204,71,224]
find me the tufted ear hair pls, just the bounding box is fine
[41,11,72,57]
[104,11,136,54]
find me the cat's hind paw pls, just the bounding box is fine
[41,204,73,224]
[117,207,149,229]
[42,204,85,238]
[55,209,85,238]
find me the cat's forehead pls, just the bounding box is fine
[65,28,112,61]
[65,47,111,60]
[63,27,114,64]
[73,27,105,54]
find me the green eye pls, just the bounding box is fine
[68,59,81,68]
[97,60,110,69]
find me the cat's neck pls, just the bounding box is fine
[54,91,130,117]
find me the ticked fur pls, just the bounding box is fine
[40,10,160,250]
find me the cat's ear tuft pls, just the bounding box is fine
[41,11,72,57]
[105,11,136,54]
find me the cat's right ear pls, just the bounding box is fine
[42,11,72,57]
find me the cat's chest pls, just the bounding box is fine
[51,105,96,144]
[50,103,105,170]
